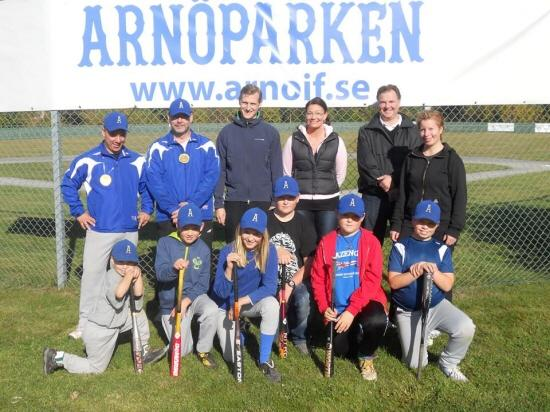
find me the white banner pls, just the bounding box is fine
[1,0,550,111]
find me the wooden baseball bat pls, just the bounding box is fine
[170,246,189,377]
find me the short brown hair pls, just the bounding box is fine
[239,84,263,103]
[376,84,401,100]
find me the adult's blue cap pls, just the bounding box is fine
[169,98,193,117]
[103,112,128,132]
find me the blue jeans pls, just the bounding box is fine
[288,280,312,344]
[361,193,392,246]
[296,210,337,243]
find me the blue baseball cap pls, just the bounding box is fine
[111,240,138,263]
[169,98,193,117]
[273,176,299,198]
[240,207,267,233]
[177,203,202,228]
[338,194,365,217]
[413,200,441,224]
[103,112,128,132]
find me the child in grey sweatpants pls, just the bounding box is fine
[387,200,475,382]
[43,240,165,375]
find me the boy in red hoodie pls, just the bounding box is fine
[311,194,388,381]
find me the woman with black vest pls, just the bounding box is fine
[282,97,348,243]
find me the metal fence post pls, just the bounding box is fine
[51,110,67,288]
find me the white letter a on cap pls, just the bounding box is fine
[126,245,131,254]
[188,208,193,217]
[283,181,289,189]
[350,198,355,207]
[117,115,122,124]
[179,101,184,108]
[426,205,432,213]
[252,213,258,222]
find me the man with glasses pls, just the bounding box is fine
[215,84,283,242]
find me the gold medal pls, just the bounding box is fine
[99,174,112,186]
[179,153,190,164]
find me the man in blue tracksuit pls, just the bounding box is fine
[145,98,219,248]
[61,112,153,339]
[214,84,283,243]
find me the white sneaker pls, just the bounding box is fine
[439,363,469,382]
[68,329,82,340]
[427,329,442,347]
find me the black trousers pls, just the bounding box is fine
[332,301,388,358]
[223,201,271,243]
[157,220,213,250]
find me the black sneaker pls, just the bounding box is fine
[197,352,218,369]
[143,346,168,365]
[258,360,282,383]
[43,347,59,375]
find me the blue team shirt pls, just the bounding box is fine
[334,231,361,313]
[388,236,453,311]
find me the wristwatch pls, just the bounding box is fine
[288,280,296,289]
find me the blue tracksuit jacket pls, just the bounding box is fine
[61,142,153,233]
[145,130,219,222]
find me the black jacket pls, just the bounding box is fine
[357,114,421,196]
[214,112,282,207]
[291,129,339,195]
[391,143,467,239]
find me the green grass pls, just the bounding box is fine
[0,283,548,410]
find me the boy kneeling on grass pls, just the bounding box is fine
[387,200,475,381]
[155,203,219,368]
[44,240,165,375]
[310,194,388,381]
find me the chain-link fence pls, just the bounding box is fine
[1,105,549,290]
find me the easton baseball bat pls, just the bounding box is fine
[129,289,144,374]
[278,264,288,359]
[233,265,244,383]
[170,246,189,377]
[417,271,434,380]
[324,257,337,378]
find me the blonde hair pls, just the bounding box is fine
[233,224,271,273]
[417,110,445,129]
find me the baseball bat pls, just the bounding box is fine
[170,246,189,377]
[278,264,288,359]
[417,271,434,380]
[324,257,337,378]
[129,289,144,374]
[233,265,244,383]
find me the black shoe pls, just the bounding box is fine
[258,360,282,383]
[143,346,168,365]
[43,348,59,375]
[197,352,218,369]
